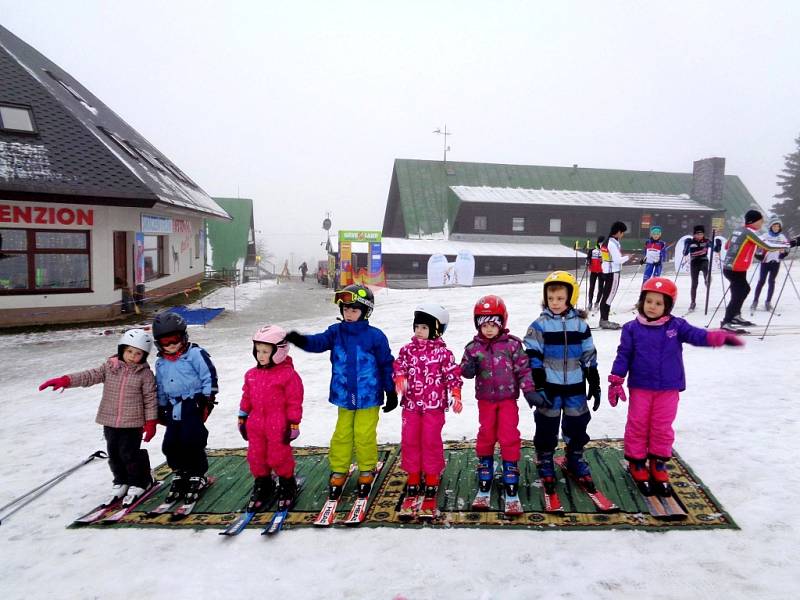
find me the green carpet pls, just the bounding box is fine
[70,439,737,531]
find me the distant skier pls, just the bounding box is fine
[238,325,304,511]
[299,261,308,283]
[751,217,790,312]
[641,226,667,284]
[523,271,601,495]
[460,295,534,504]
[285,284,396,501]
[720,210,796,331]
[393,304,462,511]
[38,329,158,507]
[152,312,219,505]
[607,277,744,495]
[586,236,605,310]
[681,225,720,311]
[598,221,628,329]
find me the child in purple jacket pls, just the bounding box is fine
[608,277,743,496]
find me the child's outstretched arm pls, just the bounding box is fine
[286,326,335,353]
[41,360,112,392]
[679,320,745,348]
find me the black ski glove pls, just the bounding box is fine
[285,330,308,349]
[382,390,398,413]
[524,389,551,410]
[157,405,170,425]
[584,367,601,411]
[460,355,478,379]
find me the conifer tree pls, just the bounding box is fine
[772,133,800,233]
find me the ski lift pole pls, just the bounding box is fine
[703,229,716,315]
[573,240,581,280]
[0,450,107,524]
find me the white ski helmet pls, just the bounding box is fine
[413,303,450,339]
[118,328,154,362]
[252,324,289,365]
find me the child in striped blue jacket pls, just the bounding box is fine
[523,271,602,493]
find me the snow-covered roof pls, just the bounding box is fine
[450,185,716,212]
[379,236,577,258]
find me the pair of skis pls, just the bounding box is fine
[620,461,686,519]
[314,461,384,527]
[144,476,217,521]
[397,490,438,521]
[219,477,305,537]
[470,470,524,516]
[74,481,164,525]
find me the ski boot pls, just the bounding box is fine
[356,470,375,499]
[477,456,494,493]
[627,458,652,495]
[105,484,129,506]
[328,472,348,501]
[599,320,621,330]
[649,458,673,496]
[247,476,276,512]
[765,301,773,312]
[502,460,520,497]
[277,476,298,508]
[566,451,595,493]
[165,472,187,503]
[536,452,557,494]
[122,478,153,507]
[688,301,696,311]
[184,475,209,503]
[732,315,756,327]
[750,301,758,312]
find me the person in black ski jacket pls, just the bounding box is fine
[682,225,721,311]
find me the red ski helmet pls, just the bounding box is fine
[473,295,508,329]
[639,277,678,314]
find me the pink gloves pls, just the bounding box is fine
[607,374,627,407]
[451,388,463,414]
[38,375,71,392]
[142,419,158,442]
[706,329,745,347]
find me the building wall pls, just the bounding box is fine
[0,198,206,326]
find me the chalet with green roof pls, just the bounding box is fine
[380,157,762,278]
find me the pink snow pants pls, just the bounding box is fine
[624,388,680,460]
[401,409,446,477]
[247,433,295,479]
[476,399,521,461]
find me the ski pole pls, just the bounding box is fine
[706,264,759,327]
[759,247,798,340]
[0,450,107,520]
[780,259,800,303]
[703,229,716,315]
[612,261,642,311]
[673,253,687,282]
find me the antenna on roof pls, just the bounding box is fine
[433,125,453,164]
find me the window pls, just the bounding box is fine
[549,218,562,233]
[586,220,597,234]
[143,235,166,281]
[0,228,90,293]
[411,260,420,269]
[0,104,36,133]
[474,216,488,231]
[43,69,96,113]
[512,217,525,232]
[501,262,509,273]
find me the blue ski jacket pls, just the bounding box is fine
[302,319,394,410]
[155,344,218,420]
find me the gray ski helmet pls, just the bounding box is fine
[117,328,153,363]
[152,312,188,350]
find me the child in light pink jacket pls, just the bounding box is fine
[393,304,462,502]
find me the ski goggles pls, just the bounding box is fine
[157,334,183,347]
[334,289,373,308]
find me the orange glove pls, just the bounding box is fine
[394,376,407,395]
[451,388,463,414]
[142,419,158,442]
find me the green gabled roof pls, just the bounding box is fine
[207,197,254,270]
[388,158,758,237]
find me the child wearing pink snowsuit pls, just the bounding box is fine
[393,304,462,494]
[238,325,304,505]
[460,295,534,490]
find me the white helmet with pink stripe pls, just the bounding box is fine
[252,324,289,365]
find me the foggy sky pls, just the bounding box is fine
[2,1,799,270]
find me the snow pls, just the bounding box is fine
[380,236,578,258]
[2,267,800,600]
[0,141,62,181]
[450,185,715,212]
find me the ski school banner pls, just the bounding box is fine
[674,234,727,273]
[427,250,475,288]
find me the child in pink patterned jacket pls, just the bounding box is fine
[238,325,304,511]
[393,304,462,504]
[460,295,535,500]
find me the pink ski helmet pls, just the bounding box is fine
[252,324,289,366]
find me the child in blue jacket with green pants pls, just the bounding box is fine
[286,284,397,499]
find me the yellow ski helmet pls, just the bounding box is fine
[543,270,579,307]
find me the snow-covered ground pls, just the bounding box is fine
[2,266,800,600]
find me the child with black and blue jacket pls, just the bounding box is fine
[523,271,601,494]
[286,284,396,500]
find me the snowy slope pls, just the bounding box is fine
[2,267,799,600]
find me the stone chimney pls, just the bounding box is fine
[691,157,726,208]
